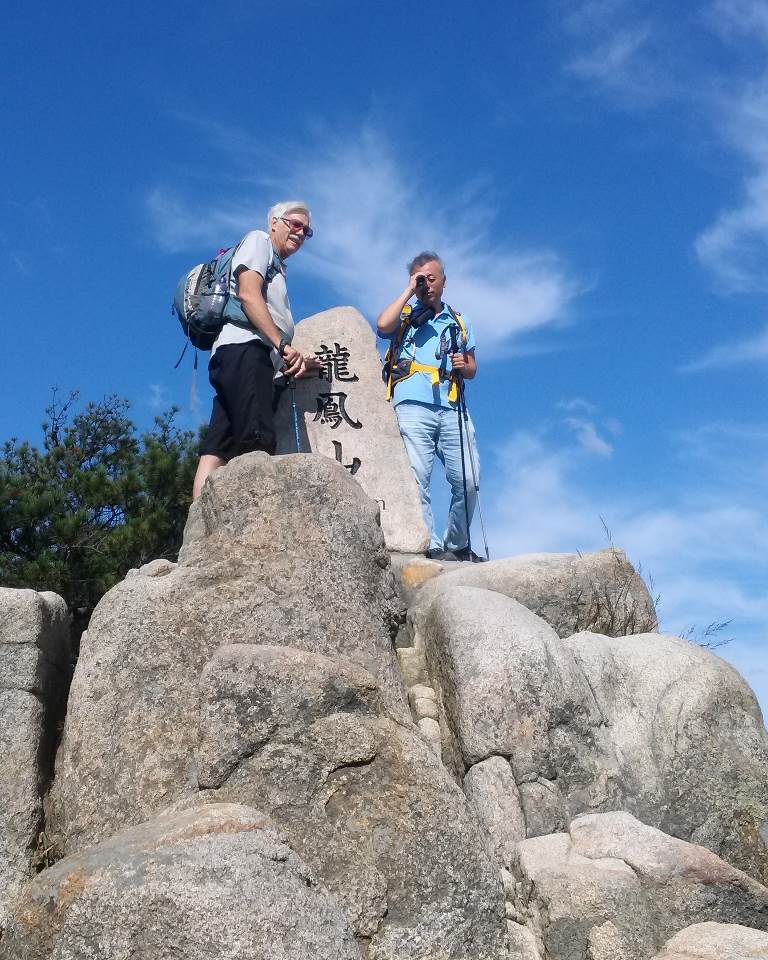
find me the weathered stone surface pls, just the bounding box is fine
[566,630,768,883]
[417,585,768,881]
[417,716,442,755]
[126,557,177,578]
[518,778,569,839]
[411,547,656,637]
[273,306,429,553]
[653,921,768,959]
[196,644,382,791]
[506,921,542,960]
[197,643,507,959]
[463,756,526,866]
[0,588,69,924]
[2,803,361,960]
[408,682,439,722]
[0,588,70,700]
[396,645,427,688]
[48,453,407,855]
[389,553,442,605]
[408,683,436,705]
[413,696,439,720]
[45,454,507,957]
[513,812,768,960]
[398,559,442,591]
[419,586,612,796]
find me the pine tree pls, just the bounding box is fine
[0,392,199,638]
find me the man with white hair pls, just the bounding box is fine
[376,252,484,562]
[192,202,314,498]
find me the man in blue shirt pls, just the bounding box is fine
[377,252,484,562]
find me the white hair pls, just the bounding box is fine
[267,200,311,229]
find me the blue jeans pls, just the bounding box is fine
[395,400,480,552]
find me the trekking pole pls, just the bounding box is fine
[288,377,302,453]
[457,375,490,561]
[450,325,472,556]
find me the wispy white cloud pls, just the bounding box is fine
[485,410,768,710]
[671,420,768,495]
[293,131,582,350]
[680,321,768,370]
[619,502,768,569]
[491,430,768,588]
[682,7,768,363]
[568,22,654,85]
[695,169,768,294]
[563,416,615,456]
[147,126,583,352]
[693,3,768,293]
[558,1,675,107]
[489,420,768,572]
[675,419,768,459]
[558,397,597,414]
[147,189,260,254]
[488,428,599,551]
[146,383,170,411]
[559,1,768,366]
[705,0,768,46]
[557,399,619,456]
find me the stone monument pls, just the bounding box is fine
[274,306,429,554]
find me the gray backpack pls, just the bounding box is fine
[172,243,279,364]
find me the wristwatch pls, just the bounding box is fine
[277,337,289,357]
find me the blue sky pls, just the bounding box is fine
[4,1,767,712]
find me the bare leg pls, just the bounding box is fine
[192,454,226,500]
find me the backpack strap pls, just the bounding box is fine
[386,358,461,402]
[385,303,468,403]
[444,304,468,347]
[384,305,415,401]
[262,244,282,288]
[222,241,283,331]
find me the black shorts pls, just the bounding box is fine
[200,340,277,460]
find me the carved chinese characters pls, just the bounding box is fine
[315,341,359,385]
[274,307,429,554]
[314,390,362,431]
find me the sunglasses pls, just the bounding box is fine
[279,216,313,239]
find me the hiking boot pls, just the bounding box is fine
[453,546,488,563]
[426,548,458,561]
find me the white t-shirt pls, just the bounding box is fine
[211,230,294,367]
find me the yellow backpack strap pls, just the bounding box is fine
[397,305,413,354]
[410,361,441,387]
[385,362,395,401]
[385,306,413,401]
[446,305,468,347]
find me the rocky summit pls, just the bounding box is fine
[1,451,767,959]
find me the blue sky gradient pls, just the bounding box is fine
[4,0,767,710]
